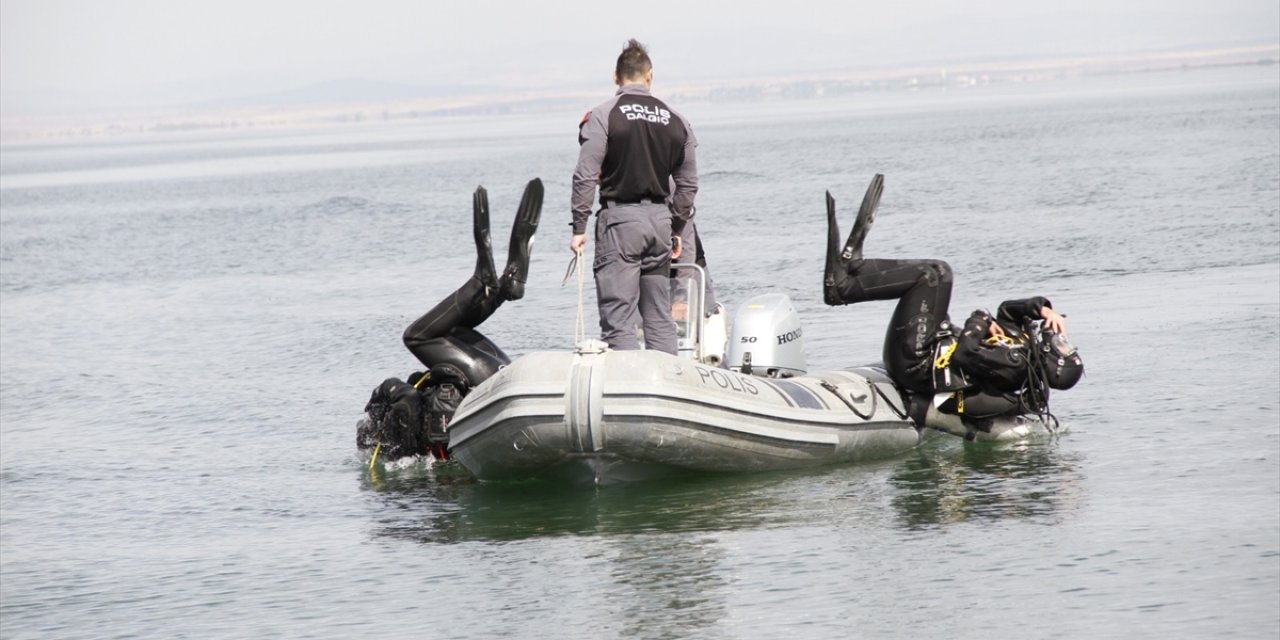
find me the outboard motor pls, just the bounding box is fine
[726,293,807,378]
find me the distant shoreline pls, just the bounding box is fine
[2,44,1275,143]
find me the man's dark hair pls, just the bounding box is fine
[615,38,652,82]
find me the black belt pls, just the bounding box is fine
[603,198,660,207]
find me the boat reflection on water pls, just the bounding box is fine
[889,436,1085,529]
[360,435,1085,542]
[357,438,1083,636]
[361,462,756,638]
[361,460,797,543]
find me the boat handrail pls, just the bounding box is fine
[670,262,707,362]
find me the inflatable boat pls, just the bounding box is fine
[446,348,922,483]
[443,280,1049,484]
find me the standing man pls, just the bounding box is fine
[570,38,698,355]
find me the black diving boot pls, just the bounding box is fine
[499,178,544,301]
[841,173,884,263]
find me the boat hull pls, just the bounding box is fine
[447,349,923,483]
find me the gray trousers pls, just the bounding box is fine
[593,203,676,354]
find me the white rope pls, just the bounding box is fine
[574,249,587,345]
[561,249,588,346]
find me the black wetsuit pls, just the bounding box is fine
[827,257,954,395]
[831,258,1057,420]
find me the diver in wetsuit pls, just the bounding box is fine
[358,179,543,461]
[822,174,1082,431]
[940,297,1082,429]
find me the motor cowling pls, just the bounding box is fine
[725,293,807,378]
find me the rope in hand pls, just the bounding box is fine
[561,249,588,346]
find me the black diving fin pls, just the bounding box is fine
[823,190,847,306]
[841,173,884,263]
[471,186,499,292]
[499,178,544,301]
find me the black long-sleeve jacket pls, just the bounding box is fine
[570,84,698,235]
[951,296,1051,400]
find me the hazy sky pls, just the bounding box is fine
[1,0,1277,113]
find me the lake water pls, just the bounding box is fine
[2,65,1278,639]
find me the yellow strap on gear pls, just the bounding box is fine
[984,334,1018,348]
[956,390,965,414]
[412,372,432,389]
[934,341,958,370]
[368,442,381,470]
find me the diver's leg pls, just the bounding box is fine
[879,259,954,394]
[825,256,955,392]
[827,258,940,304]
[499,178,544,301]
[403,327,511,389]
[403,186,504,363]
[403,278,499,366]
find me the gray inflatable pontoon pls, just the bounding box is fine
[446,276,1051,483]
[446,347,923,483]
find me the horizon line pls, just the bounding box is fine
[2,43,1276,143]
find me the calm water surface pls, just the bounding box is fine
[2,66,1278,639]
